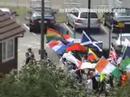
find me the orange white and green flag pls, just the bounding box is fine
[96,57,121,79]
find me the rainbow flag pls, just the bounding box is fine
[46,28,63,42]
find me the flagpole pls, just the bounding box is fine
[109,23,113,52]
[41,0,45,59]
[88,0,91,32]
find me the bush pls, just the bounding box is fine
[0,60,86,97]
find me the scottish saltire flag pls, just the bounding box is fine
[81,31,103,52]
[47,40,67,55]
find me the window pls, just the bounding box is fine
[72,12,78,17]
[80,12,98,18]
[2,38,15,62]
[71,9,79,17]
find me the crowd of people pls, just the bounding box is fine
[61,50,129,96]
[25,46,129,96]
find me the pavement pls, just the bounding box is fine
[18,24,63,71]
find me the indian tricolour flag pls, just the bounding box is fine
[96,57,121,78]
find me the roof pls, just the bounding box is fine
[0,10,25,41]
[0,8,10,13]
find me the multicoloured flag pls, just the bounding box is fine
[46,28,62,42]
[88,48,98,59]
[96,57,121,78]
[108,45,118,64]
[63,34,74,42]
[47,40,66,55]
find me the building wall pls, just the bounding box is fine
[31,0,111,9]
[122,0,130,8]
[0,38,18,74]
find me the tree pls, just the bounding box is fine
[0,60,86,97]
[116,83,130,97]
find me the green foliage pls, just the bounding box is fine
[0,60,86,97]
[116,83,130,97]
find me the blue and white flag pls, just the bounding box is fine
[81,31,103,52]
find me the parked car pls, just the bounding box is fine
[66,8,100,30]
[103,8,130,33]
[0,8,17,18]
[112,33,130,50]
[30,7,56,33]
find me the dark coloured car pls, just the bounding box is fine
[30,7,56,33]
[103,8,130,33]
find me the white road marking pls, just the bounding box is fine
[63,23,74,34]
[100,24,109,34]
[23,24,29,31]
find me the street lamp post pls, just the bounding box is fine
[109,24,113,51]
[88,0,91,31]
[41,0,45,59]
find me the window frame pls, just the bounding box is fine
[2,38,15,63]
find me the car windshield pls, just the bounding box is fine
[31,8,53,20]
[80,12,97,18]
[114,9,130,17]
[120,35,130,41]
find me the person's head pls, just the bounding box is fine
[28,48,32,52]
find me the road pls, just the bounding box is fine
[63,23,117,50]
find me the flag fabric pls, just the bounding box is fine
[108,45,118,64]
[121,58,130,71]
[88,48,99,60]
[63,34,74,42]
[66,43,87,53]
[47,40,66,55]
[61,52,82,68]
[81,31,103,52]
[46,28,63,42]
[80,62,97,69]
[96,57,121,78]
[109,45,117,60]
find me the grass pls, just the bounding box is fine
[55,13,66,23]
[0,0,30,4]
[11,7,30,16]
